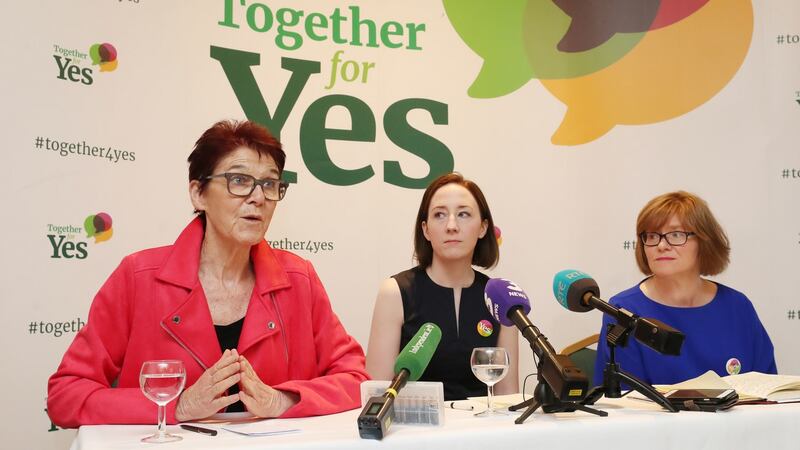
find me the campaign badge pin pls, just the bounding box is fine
[726,357,741,375]
[477,319,493,337]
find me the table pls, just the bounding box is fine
[70,397,800,450]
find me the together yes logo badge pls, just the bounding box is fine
[47,212,114,259]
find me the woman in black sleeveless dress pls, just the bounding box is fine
[365,173,519,400]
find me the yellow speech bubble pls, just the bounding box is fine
[541,0,753,145]
[100,59,118,72]
[94,228,113,243]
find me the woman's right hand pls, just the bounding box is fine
[175,349,241,422]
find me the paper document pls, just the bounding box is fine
[657,371,732,391]
[630,371,800,403]
[722,372,800,402]
[467,393,526,409]
[221,419,303,437]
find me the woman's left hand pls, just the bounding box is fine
[237,356,299,418]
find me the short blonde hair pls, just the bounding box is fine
[635,191,730,276]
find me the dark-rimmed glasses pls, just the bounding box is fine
[205,173,289,201]
[639,231,695,247]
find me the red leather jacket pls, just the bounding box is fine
[47,218,368,428]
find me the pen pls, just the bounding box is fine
[448,401,474,411]
[180,424,218,436]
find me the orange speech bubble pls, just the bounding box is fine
[541,0,752,145]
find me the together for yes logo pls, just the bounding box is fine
[443,0,753,145]
[47,212,114,259]
[54,42,118,85]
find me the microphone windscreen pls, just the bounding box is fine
[484,278,532,327]
[552,270,599,313]
[394,322,442,381]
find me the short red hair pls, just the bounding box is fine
[635,191,730,276]
[187,120,285,192]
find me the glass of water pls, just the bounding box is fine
[470,347,510,416]
[139,360,187,443]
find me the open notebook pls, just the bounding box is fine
[651,371,800,403]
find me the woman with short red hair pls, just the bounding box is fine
[593,191,776,387]
[48,120,368,428]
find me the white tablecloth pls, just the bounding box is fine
[70,397,800,450]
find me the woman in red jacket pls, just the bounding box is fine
[47,120,368,428]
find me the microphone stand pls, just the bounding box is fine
[509,362,607,424]
[581,323,678,412]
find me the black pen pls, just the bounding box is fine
[180,424,218,436]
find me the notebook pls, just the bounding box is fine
[654,371,800,403]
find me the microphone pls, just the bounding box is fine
[485,278,588,402]
[552,270,685,355]
[358,322,441,440]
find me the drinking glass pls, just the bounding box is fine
[470,347,510,416]
[139,360,187,443]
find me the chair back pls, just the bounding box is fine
[560,334,600,384]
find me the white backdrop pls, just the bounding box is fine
[1,1,798,449]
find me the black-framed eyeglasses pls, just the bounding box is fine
[205,173,289,201]
[639,231,695,247]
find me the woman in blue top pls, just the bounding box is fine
[593,191,776,387]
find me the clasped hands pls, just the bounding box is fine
[175,349,299,422]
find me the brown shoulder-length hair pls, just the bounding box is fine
[413,173,499,269]
[635,191,730,276]
[187,119,285,192]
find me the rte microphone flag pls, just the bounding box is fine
[552,270,684,355]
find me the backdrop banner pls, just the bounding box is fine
[1,1,797,448]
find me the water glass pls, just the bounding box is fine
[470,347,510,416]
[139,360,187,443]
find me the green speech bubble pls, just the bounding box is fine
[443,0,532,98]
[84,214,97,237]
[89,44,101,65]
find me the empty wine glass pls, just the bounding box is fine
[139,360,187,443]
[470,347,510,416]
